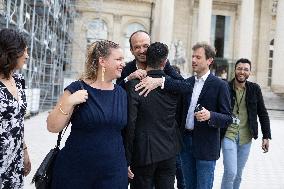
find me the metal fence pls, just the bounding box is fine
[0,0,76,115]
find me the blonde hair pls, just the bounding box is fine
[83,40,120,81]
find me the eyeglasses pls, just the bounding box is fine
[236,67,250,72]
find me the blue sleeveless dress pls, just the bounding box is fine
[51,81,128,189]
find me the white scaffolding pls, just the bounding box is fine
[0,0,75,115]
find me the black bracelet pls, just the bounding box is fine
[23,146,27,150]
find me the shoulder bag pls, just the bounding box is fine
[32,80,84,189]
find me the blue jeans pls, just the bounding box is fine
[176,154,186,189]
[221,137,252,189]
[180,133,216,189]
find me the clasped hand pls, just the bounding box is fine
[195,107,211,122]
[128,69,147,80]
[67,90,88,106]
[135,77,162,97]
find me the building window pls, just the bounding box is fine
[124,23,146,62]
[87,19,108,45]
[268,39,274,86]
[212,15,231,58]
[214,15,225,58]
[210,15,231,80]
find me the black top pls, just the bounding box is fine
[125,70,182,166]
[221,79,271,140]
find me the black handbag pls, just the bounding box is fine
[31,129,66,189]
[32,81,84,188]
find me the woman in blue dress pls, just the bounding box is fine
[47,40,128,189]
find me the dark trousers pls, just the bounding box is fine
[130,157,176,189]
[176,154,186,189]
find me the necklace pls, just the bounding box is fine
[0,75,15,87]
[7,78,14,87]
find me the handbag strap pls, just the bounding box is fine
[55,80,85,148]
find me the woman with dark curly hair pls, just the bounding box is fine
[0,28,31,188]
[47,40,128,189]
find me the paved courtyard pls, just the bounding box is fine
[23,90,284,189]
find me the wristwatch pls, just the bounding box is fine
[124,77,128,83]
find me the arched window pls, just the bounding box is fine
[124,23,146,62]
[268,39,274,86]
[87,19,108,45]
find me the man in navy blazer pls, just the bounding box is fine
[179,42,232,189]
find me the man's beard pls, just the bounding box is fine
[235,73,249,83]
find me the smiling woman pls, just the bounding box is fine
[46,40,128,189]
[83,40,125,87]
[0,28,31,189]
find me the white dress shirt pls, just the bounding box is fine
[185,70,210,130]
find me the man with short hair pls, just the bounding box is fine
[116,30,191,94]
[179,42,232,189]
[220,58,271,189]
[125,42,182,189]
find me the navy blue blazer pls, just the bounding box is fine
[180,73,232,160]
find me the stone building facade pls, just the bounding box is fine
[71,0,283,93]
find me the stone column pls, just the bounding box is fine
[256,0,271,87]
[197,0,212,43]
[151,0,174,46]
[271,0,284,93]
[112,15,122,43]
[238,0,254,60]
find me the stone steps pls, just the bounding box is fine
[268,109,284,120]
